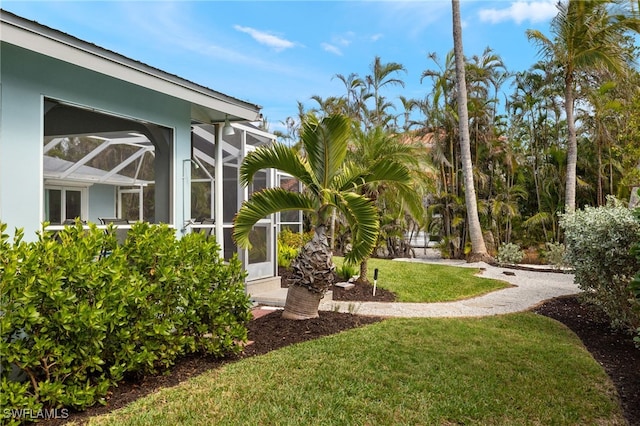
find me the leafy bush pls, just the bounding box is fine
[278,245,299,268]
[0,221,250,422]
[278,228,312,250]
[336,262,358,281]
[560,197,640,334]
[277,229,313,268]
[496,243,524,265]
[543,242,568,269]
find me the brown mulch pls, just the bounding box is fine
[41,290,639,426]
[278,266,397,302]
[533,295,640,426]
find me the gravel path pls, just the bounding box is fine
[319,257,580,318]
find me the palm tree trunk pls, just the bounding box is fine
[597,138,603,206]
[283,224,335,320]
[359,258,369,284]
[564,77,578,214]
[451,0,490,263]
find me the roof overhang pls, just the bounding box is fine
[0,9,262,123]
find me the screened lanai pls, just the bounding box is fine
[43,110,301,281]
[189,121,302,280]
[2,8,298,287]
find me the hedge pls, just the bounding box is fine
[0,221,251,424]
[560,198,640,335]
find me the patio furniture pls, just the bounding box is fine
[98,218,130,245]
[193,217,215,237]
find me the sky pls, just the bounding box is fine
[2,0,558,134]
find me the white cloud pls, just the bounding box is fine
[370,33,383,42]
[233,25,296,51]
[478,1,557,25]
[335,35,353,47]
[321,42,343,56]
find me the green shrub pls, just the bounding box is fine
[336,262,358,281]
[277,229,313,268]
[560,197,640,334]
[543,242,568,269]
[496,243,524,265]
[278,244,299,268]
[0,221,250,421]
[278,228,312,250]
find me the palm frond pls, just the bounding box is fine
[523,211,554,230]
[331,161,369,192]
[233,189,317,248]
[301,114,350,188]
[333,192,380,264]
[366,158,412,185]
[239,143,316,190]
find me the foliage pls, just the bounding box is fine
[0,221,250,421]
[336,262,358,281]
[234,114,382,270]
[543,242,568,269]
[277,228,312,250]
[560,197,640,333]
[277,245,298,269]
[276,229,313,268]
[496,242,524,265]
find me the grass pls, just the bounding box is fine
[73,314,624,426]
[334,256,510,302]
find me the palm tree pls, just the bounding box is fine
[233,113,412,320]
[347,125,428,281]
[451,0,491,262]
[527,0,638,213]
[333,72,368,122]
[365,56,407,127]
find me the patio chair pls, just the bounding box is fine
[195,217,215,237]
[98,218,130,245]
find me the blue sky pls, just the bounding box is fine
[3,1,557,133]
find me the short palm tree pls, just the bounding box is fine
[234,113,412,320]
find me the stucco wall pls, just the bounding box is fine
[0,42,193,240]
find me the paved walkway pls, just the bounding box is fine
[318,257,580,318]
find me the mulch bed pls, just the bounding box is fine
[533,295,640,425]
[279,266,397,302]
[40,281,639,425]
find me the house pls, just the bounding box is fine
[0,10,299,296]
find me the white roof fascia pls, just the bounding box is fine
[0,11,262,121]
[231,122,276,142]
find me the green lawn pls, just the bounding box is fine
[74,314,623,426]
[334,257,511,302]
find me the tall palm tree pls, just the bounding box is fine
[366,56,407,127]
[527,0,638,213]
[451,0,491,262]
[233,113,412,320]
[333,72,368,122]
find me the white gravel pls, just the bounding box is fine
[319,257,580,318]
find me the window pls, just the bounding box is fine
[277,174,302,233]
[45,186,87,224]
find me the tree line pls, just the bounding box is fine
[270,0,640,260]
